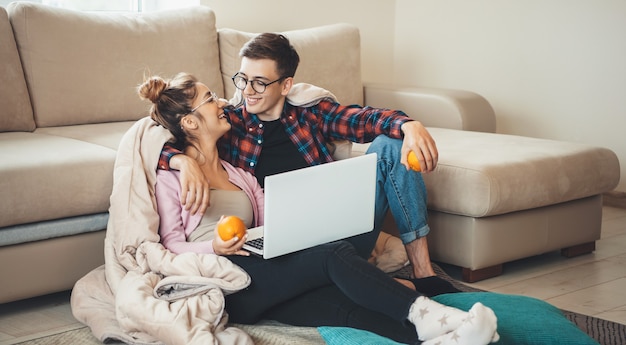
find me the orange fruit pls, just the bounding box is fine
[407,151,421,172]
[216,215,247,241]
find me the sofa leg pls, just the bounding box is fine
[462,264,503,283]
[561,241,596,258]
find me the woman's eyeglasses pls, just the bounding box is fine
[190,91,218,113]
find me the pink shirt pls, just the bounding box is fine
[155,160,265,254]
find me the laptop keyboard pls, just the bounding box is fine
[246,237,264,250]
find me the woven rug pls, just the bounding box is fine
[15,264,626,345]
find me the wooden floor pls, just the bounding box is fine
[1,204,625,345]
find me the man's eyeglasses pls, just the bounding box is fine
[190,91,218,113]
[232,73,284,94]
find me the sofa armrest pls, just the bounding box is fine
[363,83,496,133]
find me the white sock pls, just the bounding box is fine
[408,296,470,341]
[422,302,499,345]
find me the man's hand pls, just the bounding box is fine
[400,121,438,173]
[170,154,210,215]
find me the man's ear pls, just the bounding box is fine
[281,77,294,97]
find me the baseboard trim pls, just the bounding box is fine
[603,191,626,209]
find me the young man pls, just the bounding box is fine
[159,33,456,293]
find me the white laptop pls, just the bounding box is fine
[243,153,377,259]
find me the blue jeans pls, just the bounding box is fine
[348,135,430,258]
[226,241,419,343]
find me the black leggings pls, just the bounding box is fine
[226,240,420,343]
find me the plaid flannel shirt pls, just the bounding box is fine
[159,100,411,174]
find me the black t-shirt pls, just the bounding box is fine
[254,119,308,187]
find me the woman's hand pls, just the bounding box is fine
[212,231,250,256]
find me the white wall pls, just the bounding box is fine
[203,0,625,192]
[202,0,396,84]
[394,0,626,192]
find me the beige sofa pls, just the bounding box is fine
[0,2,620,304]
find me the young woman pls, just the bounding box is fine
[139,72,499,345]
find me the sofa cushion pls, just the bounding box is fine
[0,132,116,228]
[35,121,136,150]
[424,128,620,217]
[218,24,363,106]
[8,3,222,128]
[0,6,34,132]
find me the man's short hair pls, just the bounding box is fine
[240,33,300,78]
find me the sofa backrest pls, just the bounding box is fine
[0,6,34,132]
[7,3,223,128]
[218,24,363,106]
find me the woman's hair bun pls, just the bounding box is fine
[138,76,168,103]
